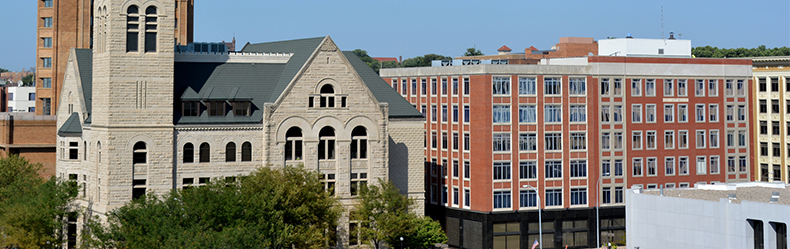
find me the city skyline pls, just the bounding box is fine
[1,0,789,71]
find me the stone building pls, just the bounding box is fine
[55,1,424,247]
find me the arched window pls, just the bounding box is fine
[241,142,252,162]
[97,141,101,163]
[318,127,335,160]
[133,142,146,164]
[183,143,194,163]
[285,127,303,161]
[144,6,157,52]
[126,5,139,52]
[226,142,236,162]
[351,126,368,159]
[199,143,210,163]
[320,84,335,108]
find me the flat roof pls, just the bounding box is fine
[639,182,790,205]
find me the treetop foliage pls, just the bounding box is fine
[463,47,483,56]
[692,45,790,58]
[353,49,453,73]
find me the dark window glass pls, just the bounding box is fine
[183,143,194,163]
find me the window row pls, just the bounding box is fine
[632,156,722,177]
[756,121,790,136]
[631,129,720,150]
[493,132,587,152]
[427,104,470,123]
[429,159,471,180]
[182,141,253,163]
[493,105,586,123]
[492,76,586,96]
[494,187,590,209]
[308,84,347,108]
[617,78,734,97]
[757,77,790,93]
[392,76,470,96]
[126,5,159,53]
[285,126,369,161]
[493,160,588,180]
[628,104,720,123]
[182,101,252,117]
[756,99,790,114]
[429,132,470,151]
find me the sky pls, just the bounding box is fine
[1,0,789,71]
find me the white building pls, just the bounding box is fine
[8,85,37,112]
[598,34,691,57]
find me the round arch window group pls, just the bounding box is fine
[285,125,368,161]
[183,141,252,163]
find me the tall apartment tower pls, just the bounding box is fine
[35,0,193,116]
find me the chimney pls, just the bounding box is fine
[668,32,676,40]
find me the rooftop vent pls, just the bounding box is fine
[669,32,676,40]
[771,191,780,203]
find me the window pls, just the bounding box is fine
[493,162,511,180]
[544,77,561,95]
[601,132,610,149]
[676,104,687,122]
[613,132,623,149]
[631,79,642,96]
[283,127,304,161]
[601,106,610,122]
[665,157,675,175]
[519,133,537,151]
[601,79,610,95]
[677,79,687,96]
[232,101,250,116]
[28,93,35,101]
[182,102,199,116]
[760,100,768,113]
[773,99,781,113]
[695,104,705,122]
[431,105,437,122]
[241,142,252,161]
[710,130,719,148]
[696,156,707,175]
[68,142,79,160]
[318,127,336,160]
[493,133,511,152]
[545,160,562,178]
[464,133,470,151]
[464,188,470,207]
[197,142,210,162]
[431,132,437,148]
[420,105,426,115]
[613,105,622,122]
[774,121,781,135]
[442,132,447,149]
[493,105,510,123]
[664,79,674,96]
[632,104,642,123]
[739,156,747,172]
[545,133,562,151]
[520,189,537,207]
[42,37,52,48]
[400,79,407,95]
[43,0,53,7]
[724,79,734,96]
[431,78,437,95]
[208,101,225,116]
[224,142,236,162]
[696,130,706,148]
[568,105,586,122]
[144,6,157,52]
[43,17,52,27]
[350,173,367,196]
[613,79,623,95]
[632,158,643,176]
[351,126,368,159]
[726,131,735,147]
[520,161,537,179]
[545,105,562,123]
[614,159,623,176]
[679,157,689,175]
[646,131,656,149]
[737,80,746,96]
[452,187,459,205]
[614,187,624,203]
[645,79,655,96]
[774,142,781,157]
[709,79,718,96]
[464,161,470,179]
[412,79,417,95]
[452,132,459,150]
[664,104,674,122]
[646,158,657,176]
[441,105,447,122]
[602,188,611,204]
[710,156,720,174]
[464,105,470,123]
[519,105,537,123]
[519,77,536,95]
[646,104,656,122]
[738,130,747,147]
[126,6,139,52]
[463,78,470,95]
[665,131,675,149]
[493,190,511,209]
[602,160,611,176]
[632,131,643,150]
[546,189,562,206]
[320,174,336,195]
[709,104,718,122]
[42,98,51,115]
[42,78,52,88]
[442,78,448,95]
[738,105,746,121]
[452,105,458,122]
[761,121,768,135]
[319,84,336,108]
[492,77,510,95]
[570,160,587,178]
[452,160,459,177]
[772,77,780,92]
[42,57,52,68]
[421,79,427,95]
[570,188,587,205]
[695,79,705,96]
[570,133,586,150]
[569,78,586,95]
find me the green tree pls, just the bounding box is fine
[401,54,453,68]
[85,166,341,249]
[0,155,78,249]
[692,45,790,58]
[352,179,446,249]
[353,49,382,74]
[21,73,35,86]
[0,68,8,73]
[463,47,483,56]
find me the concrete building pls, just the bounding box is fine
[8,85,37,113]
[55,1,424,247]
[751,56,790,183]
[380,37,752,249]
[35,0,193,116]
[626,182,790,249]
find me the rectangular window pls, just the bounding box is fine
[421,78,427,95]
[464,189,470,207]
[738,105,746,121]
[613,132,623,149]
[545,133,562,151]
[41,77,52,88]
[544,77,561,95]
[696,156,707,175]
[464,161,470,179]
[772,77,780,92]
[665,130,675,149]
[519,161,537,179]
[402,79,409,95]
[773,99,781,113]
[647,157,657,176]
[739,156,747,172]
[442,132,447,149]
[760,100,768,113]
[145,31,156,52]
[761,121,769,135]
[614,187,624,203]
[492,77,510,95]
[442,105,448,122]
[442,78,448,95]
[726,105,733,121]
[519,105,537,123]
[493,133,511,152]
[632,158,643,176]
[69,142,79,160]
[420,104,426,115]
[601,78,610,95]
[569,78,586,95]
[614,159,623,176]
[737,80,745,96]
[519,133,537,151]
[709,104,718,122]
[452,132,459,150]
[209,101,225,116]
[725,79,734,96]
[602,160,611,176]
[665,157,675,175]
[646,104,656,122]
[44,0,53,7]
[42,98,51,115]
[392,79,397,89]
[453,187,459,205]
[774,142,781,157]
[464,105,470,123]
[42,37,52,48]
[679,157,689,175]
[464,133,470,151]
[545,105,562,123]
[664,79,674,96]
[43,17,52,27]
[570,133,586,150]
[492,105,510,123]
[519,77,536,95]
[569,105,586,122]
[545,160,562,178]
[632,104,642,123]
[613,79,622,95]
[710,130,719,148]
[727,156,736,173]
[646,131,656,149]
[710,156,720,174]
[233,101,250,116]
[774,121,781,135]
[570,188,587,205]
[696,130,706,148]
[430,105,437,122]
[738,130,747,147]
[452,78,459,95]
[631,79,642,96]
[645,79,656,96]
[709,79,718,96]
[664,104,674,122]
[602,188,611,204]
[679,130,688,149]
[520,189,537,207]
[613,105,622,122]
[632,131,643,150]
[463,77,470,95]
[42,57,52,68]
[431,78,437,95]
[726,131,735,147]
[431,132,437,149]
[546,189,562,206]
[601,106,610,122]
[601,132,610,149]
[678,104,688,122]
[677,79,687,96]
[570,160,587,178]
[493,190,511,209]
[696,104,705,122]
[451,105,458,122]
[493,162,511,180]
[695,79,705,96]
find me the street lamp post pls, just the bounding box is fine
[400,236,403,249]
[522,184,542,249]
[596,172,610,249]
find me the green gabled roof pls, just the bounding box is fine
[74,49,92,123]
[241,37,325,103]
[342,51,423,118]
[58,112,82,134]
[180,87,200,100]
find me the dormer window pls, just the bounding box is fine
[208,101,225,116]
[232,101,250,116]
[183,101,199,116]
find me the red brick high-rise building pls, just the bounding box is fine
[381,37,753,249]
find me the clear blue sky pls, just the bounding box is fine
[1,0,789,71]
